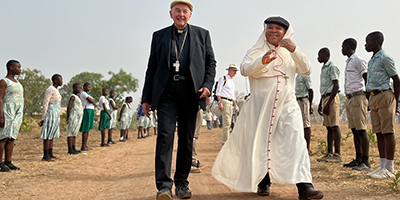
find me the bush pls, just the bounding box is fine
[20,116,37,132]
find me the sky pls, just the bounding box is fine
[1,0,400,106]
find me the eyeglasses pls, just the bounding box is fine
[172,8,191,15]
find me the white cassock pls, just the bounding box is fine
[211,22,313,193]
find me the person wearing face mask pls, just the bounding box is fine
[141,1,216,199]
[211,16,323,200]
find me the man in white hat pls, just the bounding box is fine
[216,64,239,145]
[141,0,216,200]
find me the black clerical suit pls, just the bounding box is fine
[142,24,216,190]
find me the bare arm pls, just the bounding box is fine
[110,99,118,110]
[0,80,7,128]
[118,104,126,121]
[323,80,339,116]
[308,89,314,114]
[66,96,75,122]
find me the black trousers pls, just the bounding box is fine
[155,79,199,190]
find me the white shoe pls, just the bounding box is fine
[370,168,395,179]
[367,167,382,176]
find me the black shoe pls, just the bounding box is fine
[175,185,192,199]
[119,139,126,142]
[257,184,270,196]
[107,140,117,144]
[343,159,359,168]
[0,162,11,172]
[298,187,323,200]
[157,188,172,200]
[4,161,20,170]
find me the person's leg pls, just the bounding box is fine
[49,140,58,159]
[351,128,362,163]
[358,129,369,163]
[191,109,202,173]
[0,138,6,162]
[257,173,271,196]
[67,136,73,154]
[296,183,323,199]
[3,138,19,169]
[304,127,311,152]
[42,139,54,161]
[221,100,233,145]
[327,127,333,154]
[108,128,113,143]
[384,133,396,172]
[81,131,89,151]
[101,129,107,146]
[72,136,80,153]
[332,126,341,155]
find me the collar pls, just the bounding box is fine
[323,60,333,67]
[372,49,384,59]
[346,53,357,62]
[226,74,233,79]
[174,25,188,34]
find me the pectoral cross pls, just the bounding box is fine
[173,61,180,72]
[282,75,289,85]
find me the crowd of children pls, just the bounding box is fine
[0,60,147,171]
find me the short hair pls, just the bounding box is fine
[343,38,357,50]
[83,82,91,88]
[72,83,81,89]
[102,88,108,92]
[125,96,132,102]
[367,31,384,46]
[6,60,20,70]
[110,90,115,94]
[51,74,62,83]
[319,47,330,58]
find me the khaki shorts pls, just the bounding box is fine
[297,98,311,128]
[322,94,340,127]
[369,90,396,134]
[345,94,368,130]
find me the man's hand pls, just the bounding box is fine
[262,49,277,65]
[143,102,151,117]
[234,105,239,113]
[219,102,223,112]
[323,104,330,116]
[279,39,296,53]
[198,87,210,99]
[310,107,314,115]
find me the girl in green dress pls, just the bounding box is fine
[39,74,63,161]
[66,83,83,154]
[0,60,24,172]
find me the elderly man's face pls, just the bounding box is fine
[170,3,192,30]
[265,23,286,46]
[228,69,237,78]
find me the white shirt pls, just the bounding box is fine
[344,53,367,94]
[80,91,94,109]
[215,74,236,100]
[99,96,110,110]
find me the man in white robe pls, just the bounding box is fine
[211,16,323,200]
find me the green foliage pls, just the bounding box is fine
[18,69,52,116]
[389,172,400,191]
[368,128,377,144]
[106,69,139,106]
[318,140,327,154]
[342,131,353,142]
[20,116,37,132]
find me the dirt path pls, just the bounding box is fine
[1,125,400,199]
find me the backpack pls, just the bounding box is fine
[212,76,226,101]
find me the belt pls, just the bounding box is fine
[172,74,186,81]
[369,89,389,96]
[221,97,233,102]
[321,91,340,98]
[346,91,364,99]
[296,96,308,100]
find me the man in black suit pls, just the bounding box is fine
[141,1,216,199]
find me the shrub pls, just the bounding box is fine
[20,116,37,132]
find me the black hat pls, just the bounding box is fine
[264,16,289,30]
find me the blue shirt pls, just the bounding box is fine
[137,105,145,117]
[366,49,397,91]
[320,60,340,94]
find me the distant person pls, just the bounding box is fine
[205,109,213,130]
[149,110,158,135]
[340,38,370,171]
[295,74,313,153]
[0,60,24,171]
[137,104,146,139]
[118,96,132,142]
[212,114,218,128]
[230,112,238,132]
[125,99,134,139]
[317,47,342,163]
[39,74,63,162]
[79,83,95,151]
[211,16,323,199]
[108,91,118,142]
[141,1,216,199]
[191,96,210,173]
[218,115,223,128]
[98,88,112,146]
[216,64,239,145]
[364,31,399,179]
[66,83,83,155]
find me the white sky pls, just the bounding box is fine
[1,0,399,106]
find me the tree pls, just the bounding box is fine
[18,68,51,116]
[105,69,139,106]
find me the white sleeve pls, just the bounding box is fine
[215,76,224,96]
